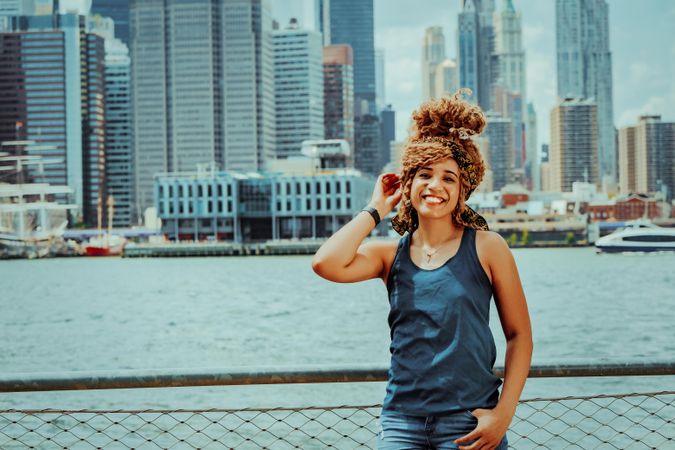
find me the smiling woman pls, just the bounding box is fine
[312,90,532,450]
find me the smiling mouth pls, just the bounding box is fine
[422,195,446,204]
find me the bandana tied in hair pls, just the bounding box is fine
[391,135,489,235]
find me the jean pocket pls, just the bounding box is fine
[463,410,478,420]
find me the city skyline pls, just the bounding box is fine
[272,0,675,150]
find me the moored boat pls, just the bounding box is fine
[595,220,675,253]
[83,234,126,256]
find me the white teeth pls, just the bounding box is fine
[423,196,445,204]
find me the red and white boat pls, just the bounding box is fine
[83,195,126,256]
[84,233,126,256]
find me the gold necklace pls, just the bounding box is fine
[420,231,460,263]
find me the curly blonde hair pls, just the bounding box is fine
[391,90,489,235]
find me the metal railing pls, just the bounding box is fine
[1,362,674,449]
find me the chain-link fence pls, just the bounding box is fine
[1,363,674,449]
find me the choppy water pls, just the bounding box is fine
[1,248,674,411]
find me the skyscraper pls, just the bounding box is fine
[323,0,376,116]
[323,44,354,154]
[222,0,275,171]
[379,105,395,171]
[549,98,598,192]
[422,26,446,100]
[556,0,615,184]
[457,0,495,110]
[483,112,513,191]
[525,102,539,190]
[104,38,133,226]
[354,114,381,175]
[0,12,106,225]
[130,0,274,214]
[273,20,324,159]
[434,58,459,99]
[492,0,526,108]
[375,47,385,111]
[90,0,130,46]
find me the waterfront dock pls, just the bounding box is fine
[123,240,325,257]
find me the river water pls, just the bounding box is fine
[1,247,674,411]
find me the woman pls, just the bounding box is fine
[312,91,532,450]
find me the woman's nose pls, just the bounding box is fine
[427,177,441,189]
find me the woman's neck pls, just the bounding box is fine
[413,217,463,248]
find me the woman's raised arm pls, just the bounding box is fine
[311,173,401,283]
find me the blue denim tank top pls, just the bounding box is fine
[383,227,502,415]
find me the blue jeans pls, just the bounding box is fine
[377,410,508,450]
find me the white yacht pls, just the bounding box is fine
[595,220,675,253]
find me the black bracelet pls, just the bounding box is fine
[361,206,381,226]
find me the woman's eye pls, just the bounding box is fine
[444,178,455,183]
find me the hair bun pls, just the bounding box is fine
[411,88,486,140]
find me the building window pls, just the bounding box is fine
[306,198,311,210]
[336,182,341,194]
[346,198,351,209]
[346,181,351,193]
[337,198,341,209]
[316,198,321,209]
[316,182,321,194]
[327,198,331,209]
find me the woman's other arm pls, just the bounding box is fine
[457,231,533,450]
[312,173,401,283]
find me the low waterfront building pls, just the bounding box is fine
[155,170,373,242]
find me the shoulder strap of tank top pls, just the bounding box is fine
[387,233,409,291]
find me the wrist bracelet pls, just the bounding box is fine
[361,206,381,226]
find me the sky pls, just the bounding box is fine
[272,0,675,151]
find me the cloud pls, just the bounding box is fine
[628,62,650,85]
[523,24,545,43]
[617,95,669,128]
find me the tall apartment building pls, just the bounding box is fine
[483,112,513,191]
[0,12,106,226]
[556,0,615,183]
[457,0,495,110]
[273,21,324,159]
[618,126,637,194]
[323,44,354,155]
[549,98,598,192]
[422,26,446,100]
[130,0,274,214]
[619,116,674,197]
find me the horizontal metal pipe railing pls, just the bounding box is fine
[1,361,674,393]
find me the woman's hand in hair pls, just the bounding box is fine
[368,172,402,220]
